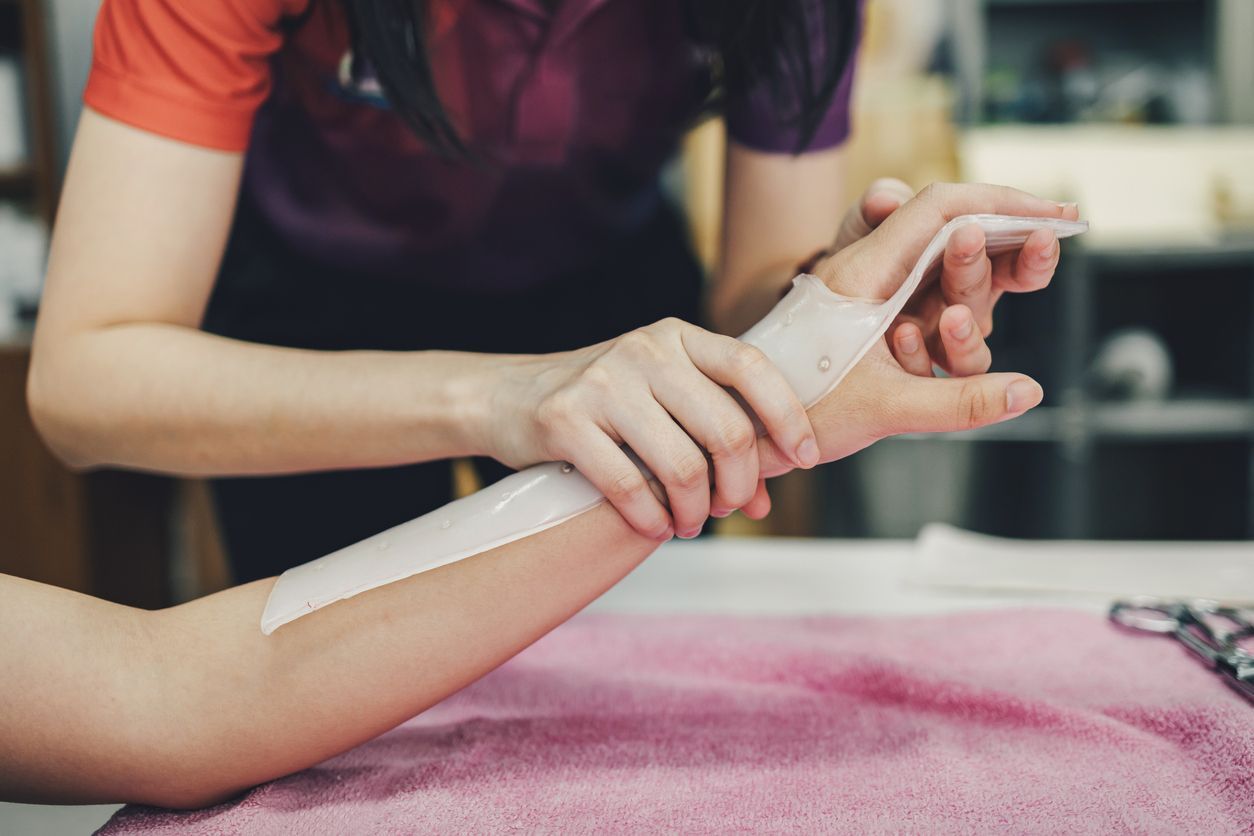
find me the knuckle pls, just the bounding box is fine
[666,454,708,490]
[614,328,665,363]
[918,181,946,203]
[616,329,649,351]
[714,417,756,456]
[577,362,615,392]
[727,342,767,376]
[920,181,968,219]
[605,469,646,502]
[535,392,579,431]
[956,380,994,430]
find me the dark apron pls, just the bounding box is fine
[202,192,703,583]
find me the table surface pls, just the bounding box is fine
[590,535,1114,616]
[0,535,1209,832]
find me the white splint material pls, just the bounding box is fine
[261,214,1088,634]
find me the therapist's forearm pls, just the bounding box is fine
[0,501,657,808]
[707,141,846,336]
[29,109,505,477]
[27,323,499,475]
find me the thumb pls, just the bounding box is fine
[883,372,1043,436]
[833,178,914,251]
[861,177,914,228]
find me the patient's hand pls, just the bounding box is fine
[756,339,1041,478]
[826,181,1079,378]
[756,182,1064,478]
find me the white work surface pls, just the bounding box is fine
[3,534,1236,834]
[593,536,1103,616]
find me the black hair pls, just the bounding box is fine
[344,0,859,157]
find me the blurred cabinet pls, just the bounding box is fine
[1050,243,1254,538]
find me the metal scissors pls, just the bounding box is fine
[1110,597,1254,704]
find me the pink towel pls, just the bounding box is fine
[100,610,1253,834]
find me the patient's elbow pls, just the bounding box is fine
[140,782,247,812]
[26,352,106,471]
[129,738,261,810]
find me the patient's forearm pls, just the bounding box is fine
[0,502,656,808]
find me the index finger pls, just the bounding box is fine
[833,183,1074,299]
[939,222,992,307]
[862,177,914,228]
[833,178,914,250]
[680,330,818,471]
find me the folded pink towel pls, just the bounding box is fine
[101,609,1253,835]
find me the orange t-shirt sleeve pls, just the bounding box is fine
[84,0,310,151]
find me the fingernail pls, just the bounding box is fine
[1039,238,1058,261]
[711,507,731,519]
[1006,380,1043,414]
[1055,201,1077,211]
[951,317,974,341]
[678,528,700,540]
[797,438,820,469]
[657,525,676,542]
[898,330,920,354]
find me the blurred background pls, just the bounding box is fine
[0,0,1251,611]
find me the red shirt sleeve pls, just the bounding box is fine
[84,0,310,151]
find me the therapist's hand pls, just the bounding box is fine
[827,179,1078,378]
[480,319,817,541]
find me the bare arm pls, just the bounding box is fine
[0,499,662,808]
[28,109,499,475]
[707,141,847,336]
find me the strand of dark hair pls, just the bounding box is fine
[343,0,858,158]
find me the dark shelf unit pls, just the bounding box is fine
[816,238,1254,541]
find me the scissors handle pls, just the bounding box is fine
[1110,598,1254,705]
[1222,664,1254,702]
[1109,598,1184,634]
